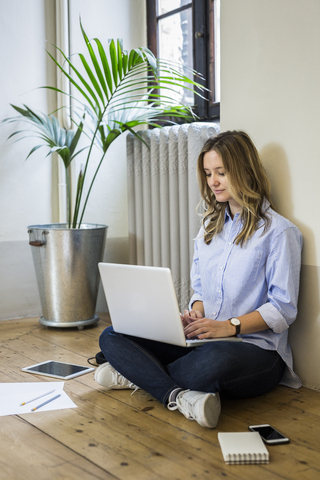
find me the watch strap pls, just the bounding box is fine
[230,318,241,336]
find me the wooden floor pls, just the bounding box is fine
[1,314,320,480]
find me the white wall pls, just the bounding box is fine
[0,0,147,319]
[0,0,57,319]
[221,0,320,390]
[0,1,57,239]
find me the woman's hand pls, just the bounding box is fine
[182,309,269,339]
[180,309,204,328]
[184,317,235,339]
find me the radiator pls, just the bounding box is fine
[127,122,220,310]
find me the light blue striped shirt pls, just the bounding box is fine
[189,202,303,388]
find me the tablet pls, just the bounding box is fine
[21,360,94,380]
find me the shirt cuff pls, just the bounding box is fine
[189,294,203,311]
[257,303,289,334]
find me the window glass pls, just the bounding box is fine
[158,0,192,16]
[158,5,193,106]
[209,0,220,103]
[148,0,220,119]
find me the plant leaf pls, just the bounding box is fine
[117,39,123,82]
[93,37,113,95]
[109,39,118,87]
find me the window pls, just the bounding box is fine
[147,0,220,120]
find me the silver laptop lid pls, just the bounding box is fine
[98,263,187,346]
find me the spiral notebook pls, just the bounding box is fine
[218,432,269,465]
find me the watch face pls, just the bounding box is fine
[231,318,240,326]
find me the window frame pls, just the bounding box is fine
[147,0,220,121]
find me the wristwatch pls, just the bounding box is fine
[230,317,241,336]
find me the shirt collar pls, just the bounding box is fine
[224,198,271,222]
[262,198,271,212]
[224,204,241,222]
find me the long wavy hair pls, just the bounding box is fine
[197,130,274,246]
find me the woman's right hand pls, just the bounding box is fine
[180,309,204,328]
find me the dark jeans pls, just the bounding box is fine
[99,326,286,405]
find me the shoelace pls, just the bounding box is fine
[167,401,178,411]
[173,390,200,420]
[113,370,129,386]
[167,389,191,412]
[112,369,139,394]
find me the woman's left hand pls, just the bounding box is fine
[184,317,235,339]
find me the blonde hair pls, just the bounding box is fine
[197,130,274,246]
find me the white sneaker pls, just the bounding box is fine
[167,390,221,428]
[94,362,138,391]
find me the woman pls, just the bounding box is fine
[95,130,303,429]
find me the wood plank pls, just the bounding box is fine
[0,415,114,480]
[0,317,39,342]
[20,382,282,480]
[1,316,320,480]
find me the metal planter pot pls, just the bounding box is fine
[28,223,108,328]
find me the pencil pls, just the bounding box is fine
[20,389,55,406]
[31,393,61,411]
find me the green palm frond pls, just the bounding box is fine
[2,105,86,227]
[3,20,208,228]
[51,21,204,121]
[3,104,85,169]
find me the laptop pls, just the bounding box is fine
[98,263,242,347]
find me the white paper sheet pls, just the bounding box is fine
[0,382,77,416]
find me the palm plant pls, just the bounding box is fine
[3,21,206,228]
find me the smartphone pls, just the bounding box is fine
[248,424,290,445]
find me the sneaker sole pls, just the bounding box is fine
[197,393,221,428]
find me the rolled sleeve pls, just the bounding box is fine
[257,303,289,333]
[189,293,203,311]
[189,236,203,310]
[257,227,302,332]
